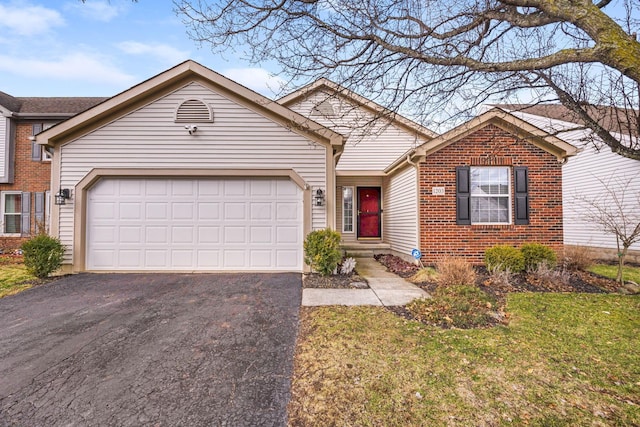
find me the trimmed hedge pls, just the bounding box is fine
[484,245,525,272]
[521,243,557,270]
[21,234,65,279]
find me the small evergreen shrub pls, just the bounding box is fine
[521,243,557,270]
[21,234,65,279]
[484,245,525,273]
[304,229,342,276]
[436,256,477,286]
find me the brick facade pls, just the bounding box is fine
[0,122,51,250]
[419,124,563,264]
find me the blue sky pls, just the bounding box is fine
[0,0,284,98]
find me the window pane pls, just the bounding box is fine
[469,167,510,224]
[4,215,21,234]
[343,187,353,232]
[4,194,21,214]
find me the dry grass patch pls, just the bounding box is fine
[289,294,640,426]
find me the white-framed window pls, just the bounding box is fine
[470,167,511,224]
[1,191,22,235]
[342,186,354,233]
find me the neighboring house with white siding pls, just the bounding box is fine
[32,61,578,272]
[496,105,640,261]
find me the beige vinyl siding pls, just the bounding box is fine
[57,82,328,263]
[384,165,418,256]
[0,117,7,182]
[288,90,428,171]
[336,175,383,243]
[514,111,640,251]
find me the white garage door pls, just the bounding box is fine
[86,177,303,271]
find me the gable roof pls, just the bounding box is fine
[385,108,578,174]
[36,60,344,149]
[279,78,438,141]
[493,103,639,138]
[417,108,578,159]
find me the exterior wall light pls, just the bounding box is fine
[314,188,325,206]
[55,189,70,205]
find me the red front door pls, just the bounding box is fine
[357,187,381,238]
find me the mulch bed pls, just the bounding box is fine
[303,272,369,289]
[374,253,620,296]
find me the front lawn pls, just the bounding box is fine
[289,294,640,426]
[589,264,640,284]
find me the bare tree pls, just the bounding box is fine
[174,0,640,159]
[574,174,640,284]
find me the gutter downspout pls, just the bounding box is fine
[406,154,422,265]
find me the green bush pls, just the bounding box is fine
[521,243,557,270]
[21,234,65,279]
[304,229,342,276]
[484,245,524,272]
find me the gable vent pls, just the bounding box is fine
[175,99,213,123]
[312,100,336,117]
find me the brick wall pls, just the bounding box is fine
[419,124,563,264]
[0,122,51,251]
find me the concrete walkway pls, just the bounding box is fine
[302,257,429,306]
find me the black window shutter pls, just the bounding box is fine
[456,166,471,225]
[21,192,31,236]
[35,192,45,233]
[514,167,529,225]
[31,124,42,161]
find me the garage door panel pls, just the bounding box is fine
[145,226,168,243]
[198,226,220,243]
[87,177,303,271]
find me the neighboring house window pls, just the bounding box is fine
[1,192,22,235]
[456,166,529,225]
[41,124,54,162]
[470,167,511,224]
[342,186,354,232]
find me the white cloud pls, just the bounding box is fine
[222,68,286,96]
[117,41,190,64]
[65,0,124,22]
[0,3,65,36]
[0,53,136,86]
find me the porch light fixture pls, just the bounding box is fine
[55,188,70,206]
[314,188,325,206]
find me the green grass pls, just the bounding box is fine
[0,261,35,298]
[289,294,640,426]
[588,264,640,283]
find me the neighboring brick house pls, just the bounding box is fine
[0,92,104,251]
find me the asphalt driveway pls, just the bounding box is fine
[0,272,301,426]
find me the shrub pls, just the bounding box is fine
[303,229,342,276]
[528,262,571,286]
[21,234,65,279]
[407,284,497,328]
[486,264,515,287]
[521,243,557,270]
[435,256,477,286]
[340,257,357,275]
[561,245,594,271]
[484,245,525,272]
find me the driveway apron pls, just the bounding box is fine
[0,272,301,427]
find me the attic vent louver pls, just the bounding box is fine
[312,100,336,117]
[175,99,213,123]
